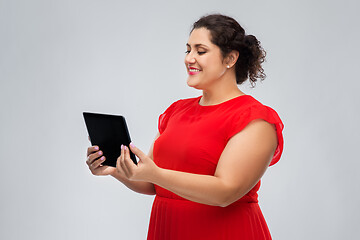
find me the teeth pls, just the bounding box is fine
[189,69,200,72]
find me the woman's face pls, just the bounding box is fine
[185,28,228,90]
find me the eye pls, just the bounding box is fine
[185,50,190,54]
[198,51,206,55]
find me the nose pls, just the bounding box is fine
[184,51,196,65]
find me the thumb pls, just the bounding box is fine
[129,142,147,160]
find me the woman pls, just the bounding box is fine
[86,14,284,240]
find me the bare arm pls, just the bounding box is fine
[119,119,277,206]
[110,169,155,195]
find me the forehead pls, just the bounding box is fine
[187,28,214,47]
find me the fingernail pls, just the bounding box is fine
[94,146,99,150]
[121,145,124,150]
[124,146,127,150]
[100,156,105,160]
[130,142,135,148]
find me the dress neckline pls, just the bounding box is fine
[195,94,250,108]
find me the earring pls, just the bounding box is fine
[227,65,230,68]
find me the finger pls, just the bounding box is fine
[89,156,106,170]
[116,156,126,176]
[118,145,130,177]
[116,154,121,170]
[124,145,134,165]
[87,145,99,156]
[87,150,103,166]
[116,145,123,169]
[128,142,147,160]
[116,152,125,175]
[116,146,129,177]
[124,146,136,174]
[88,150,103,163]
[116,145,123,170]
[120,145,125,163]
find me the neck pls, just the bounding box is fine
[200,78,245,106]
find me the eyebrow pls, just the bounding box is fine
[186,43,209,48]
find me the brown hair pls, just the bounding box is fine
[191,14,266,86]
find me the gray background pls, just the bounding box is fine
[1,0,359,239]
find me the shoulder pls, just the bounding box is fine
[235,95,266,109]
[218,95,267,119]
[228,95,281,119]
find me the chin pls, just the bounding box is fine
[188,84,202,90]
[187,78,202,90]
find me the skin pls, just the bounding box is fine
[86,137,156,195]
[86,27,278,206]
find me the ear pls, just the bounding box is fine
[224,50,239,68]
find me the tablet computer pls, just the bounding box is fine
[83,112,137,167]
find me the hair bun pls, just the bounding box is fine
[243,35,258,47]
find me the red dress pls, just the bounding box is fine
[148,95,284,240]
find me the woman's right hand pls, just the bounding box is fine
[86,146,116,176]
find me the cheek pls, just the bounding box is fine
[205,61,226,78]
[207,56,224,71]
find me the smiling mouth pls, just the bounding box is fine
[188,69,201,75]
[188,66,202,75]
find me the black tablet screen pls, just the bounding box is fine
[83,112,137,167]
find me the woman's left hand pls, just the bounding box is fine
[116,143,159,182]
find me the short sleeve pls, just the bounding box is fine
[227,105,284,166]
[158,100,180,134]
